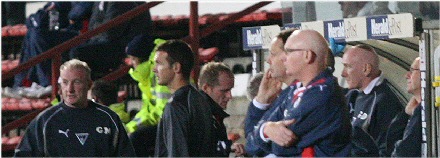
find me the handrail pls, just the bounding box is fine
[1,1,163,81]
[2,108,47,135]
[182,1,272,42]
[102,2,273,81]
[2,1,273,138]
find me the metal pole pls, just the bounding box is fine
[189,1,200,85]
[419,31,432,157]
[51,54,61,99]
[252,50,262,75]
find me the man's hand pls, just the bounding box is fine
[231,143,245,156]
[263,119,298,147]
[255,71,282,104]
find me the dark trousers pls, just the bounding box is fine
[69,41,126,80]
[129,125,157,157]
[14,29,77,87]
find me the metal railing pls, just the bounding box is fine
[1,1,273,140]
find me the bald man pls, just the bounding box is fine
[249,30,351,157]
[342,44,403,157]
[386,57,422,157]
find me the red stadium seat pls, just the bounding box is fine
[198,47,219,63]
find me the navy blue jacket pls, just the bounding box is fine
[87,2,151,46]
[384,110,409,156]
[250,70,351,157]
[391,104,422,157]
[14,101,135,157]
[347,79,404,157]
[244,86,294,156]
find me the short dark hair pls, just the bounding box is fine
[198,62,234,88]
[327,48,335,73]
[277,28,297,45]
[157,40,194,80]
[91,80,118,106]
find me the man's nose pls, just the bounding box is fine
[226,91,232,99]
[405,71,411,79]
[67,82,75,92]
[341,69,347,78]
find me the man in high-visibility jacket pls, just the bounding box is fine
[91,80,131,124]
[124,34,171,157]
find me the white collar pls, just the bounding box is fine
[362,73,384,94]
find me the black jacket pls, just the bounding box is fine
[391,104,422,157]
[155,85,214,157]
[14,101,135,157]
[200,91,231,157]
[347,78,404,157]
[88,2,151,46]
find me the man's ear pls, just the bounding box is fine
[304,50,316,63]
[201,84,210,92]
[87,80,93,90]
[172,62,181,74]
[364,63,372,76]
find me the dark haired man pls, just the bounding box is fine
[91,80,130,124]
[153,40,213,157]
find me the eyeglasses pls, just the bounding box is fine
[409,67,420,73]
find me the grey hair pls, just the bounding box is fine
[246,73,264,101]
[60,59,92,80]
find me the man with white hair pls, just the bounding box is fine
[15,59,135,157]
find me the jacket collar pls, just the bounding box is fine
[199,91,230,119]
[362,72,384,95]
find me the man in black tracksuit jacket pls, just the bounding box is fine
[154,40,213,157]
[14,59,135,157]
[342,44,404,156]
[200,91,232,156]
[197,62,245,157]
[14,101,135,157]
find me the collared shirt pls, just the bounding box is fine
[362,73,384,94]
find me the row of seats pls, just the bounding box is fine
[1,9,283,37]
[2,59,19,72]
[2,136,23,151]
[153,9,282,26]
[2,97,51,111]
[2,136,22,145]
[2,24,27,37]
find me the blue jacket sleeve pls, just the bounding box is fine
[384,110,409,156]
[289,86,344,147]
[244,88,290,136]
[68,2,93,21]
[248,103,285,155]
[257,82,350,157]
[391,106,422,157]
[14,119,44,157]
[244,101,268,136]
